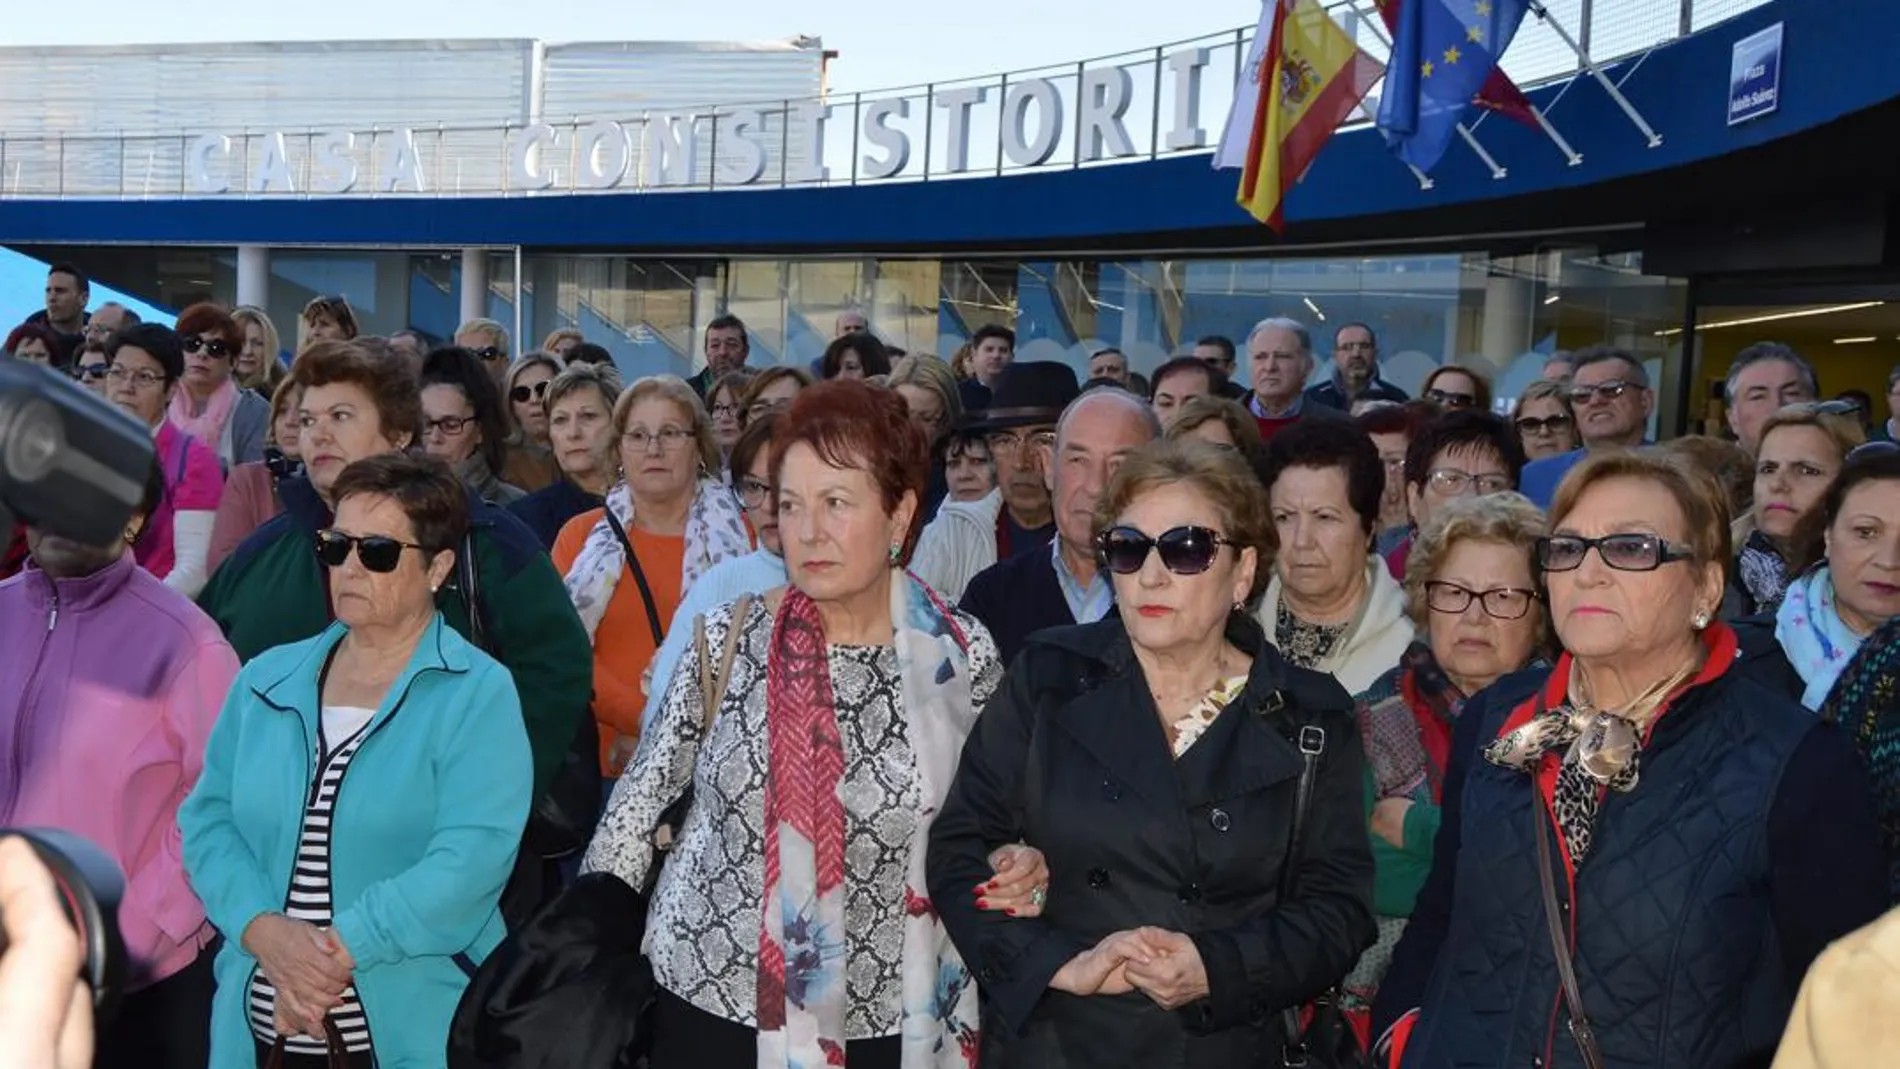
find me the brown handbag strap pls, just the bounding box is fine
[262,1016,352,1069]
[1534,803,1607,1069]
[697,594,753,734]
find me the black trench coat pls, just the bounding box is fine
[927,613,1375,1069]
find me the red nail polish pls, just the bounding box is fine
[1005,908,1018,917]
[976,897,990,909]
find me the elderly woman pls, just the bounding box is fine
[1373,450,1888,1069]
[182,453,531,1069]
[929,439,1375,1067]
[821,331,892,380]
[419,347,526,505]
[541,328,584,362]
[1165,395,1263,453]
[1510,378,1578,461]
[6,321,61,366]
[510,361,622,548]
[1256,419,1415,697]
[171,302,270,469]
[585,379,1006,1068]
[1419,365,1491,414]
[1344,493,1546,1022]
[1732,404,1864,617]
[105,323,224,596]
[500,354,564,493]
[298,295,359,353]
[739,366,812,427]
[707,369,757,461]
[0,458,236,1069]
[207,377,305,573]
[197,340,591,804]
[554,375,750,777]
[231,305,285,397]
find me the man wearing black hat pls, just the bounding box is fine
[913,361,1078,602]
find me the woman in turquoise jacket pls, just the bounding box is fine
[181,453,530,1069]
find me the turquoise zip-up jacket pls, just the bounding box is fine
[179,614,530,1069]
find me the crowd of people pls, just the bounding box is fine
[6,257,1900,1069]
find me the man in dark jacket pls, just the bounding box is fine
[961,388,1158,664]
[198,473,591,800]
[1304,323,1408,412]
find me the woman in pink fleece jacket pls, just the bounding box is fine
[0,461,238,1069]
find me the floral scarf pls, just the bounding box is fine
[167,377,238,452]
[562,478,750,643]
[1737,529,1792,616]
[757,571,981,1069]
[1777,567,1867,712]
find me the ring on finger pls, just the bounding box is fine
[1030,885,1047,907]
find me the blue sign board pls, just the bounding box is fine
[1728,22,1784,126]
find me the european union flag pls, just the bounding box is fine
[1377,0,1531,172]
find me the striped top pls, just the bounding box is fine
[249,705,376,1055]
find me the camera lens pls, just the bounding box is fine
[0,829,127,1026]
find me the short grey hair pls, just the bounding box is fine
[1247,317,1313,356]
[1723,341,1817,404]
[1573,345,1649,388]
[1057,386,1161,447]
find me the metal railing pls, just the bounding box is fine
[0,0,1769,201]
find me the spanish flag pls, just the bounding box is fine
[1236,0,1383,230]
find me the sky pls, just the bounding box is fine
[3,0,1250,98]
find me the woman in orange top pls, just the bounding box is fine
[554,375,751,776]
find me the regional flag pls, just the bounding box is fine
[1236,0,1382,230]
[1377,0,1532,172]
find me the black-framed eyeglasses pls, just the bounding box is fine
[1515,414,1573,435]
[1567,380,1637,405]
[510,380,549,404]
[1425,581,1540,620]
[1849,440,1900,463]
[1095,525,1238,576]
[473,346,505,362]
[1426,388,1476,409]
[1535,533,1695,573]
[182,335,232,359]
[314,529,426,573]
[734,476,772,510]
[425,414,476,436]
[712,401,741,420]
[1427,468,1514,496]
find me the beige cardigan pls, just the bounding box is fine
[1773,905,1900,1068]
[1255,555,1415,700]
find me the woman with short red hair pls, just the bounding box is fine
[170,302,269,468]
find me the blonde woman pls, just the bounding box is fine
[231,305,284,396]
[1163,395,1263,452]
[888,354,963,445]
[541,328,584,362]
[501,353,564,493]
[1510,378,1578,461]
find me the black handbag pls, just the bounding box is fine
[1277,720,1368,1069]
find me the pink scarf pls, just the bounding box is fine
[168,377,239,452]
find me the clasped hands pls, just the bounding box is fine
[1050,927,1210,1010]
[241,913,357,1038]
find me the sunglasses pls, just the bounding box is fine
[473,346,505,362]
[1515,414,1572,435]
[1567,381,1636,404]
[314,529,426,573]
[1095,525,1238,576]
[78,362,109,381]
[1426,388,1476,409]
[182,335,232,359]
[510,380,549,404]
[1535,533,1693,573]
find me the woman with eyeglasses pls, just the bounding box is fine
[1729,404,1865,618]
[231,306,285,398]
[1372,450,1886,1069]
[554,375,750,780]
[418,347,526,506]
[706,369,756,464]
[182,452,531,1069]
[1510,378,1579,461]
[1256,419,1415,699]
[1343,492,1546,1031]
[207,378,306,574]
[170,303,271,470]
[509,362,622,549]
[737,366,812,429]
[1383,411,1525,580]
[197,340,592,818]
[105,323,224,596]
[1418,365,1492,414]
[498,354,564,494]
[928,439,1375,1067]
[298,296,359,353]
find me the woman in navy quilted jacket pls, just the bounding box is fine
[1371,448,1887,1069]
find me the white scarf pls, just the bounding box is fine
[562,478,751,643]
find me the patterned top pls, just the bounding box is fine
[1170,676,1250,758]
[582,596,1003,1039]
[1276,601,1347,670]
[249,707,375,1054]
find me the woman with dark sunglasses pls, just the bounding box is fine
[1372,449,1886,1069]
[170,302,270,469]
[499,354,564,494]
[183,452,531,1069]
[929,439,1376,1068]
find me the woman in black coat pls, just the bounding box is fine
[928,440,1376,1068]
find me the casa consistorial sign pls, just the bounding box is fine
[182,44,1228,196]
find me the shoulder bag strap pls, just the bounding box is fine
[458,532,488,653]
[653,594,755,855]
[604,507,666,646]
[1534,802,1607,1069]
[1278,715,1327,1064]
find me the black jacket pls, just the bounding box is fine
[960,545,1075,666]
[927,613,1375,1069]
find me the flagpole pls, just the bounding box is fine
[1527,105,1584,166]
[1455,124,1507,179]
[1526,0,1663,148]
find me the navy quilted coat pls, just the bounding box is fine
[1380,628,1888,1069]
